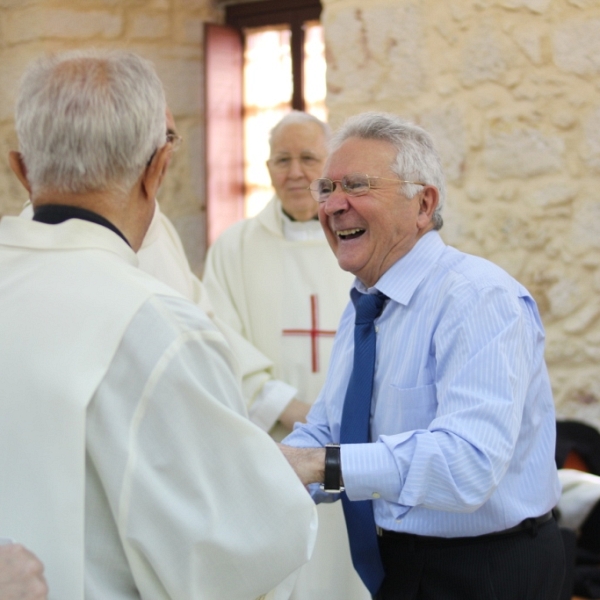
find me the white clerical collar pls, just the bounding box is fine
[279,205,325,242]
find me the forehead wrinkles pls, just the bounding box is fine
[325,138,397,178]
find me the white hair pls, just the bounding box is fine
[329,112,446,230]
[268,110,331,152]
[14,49,166,196]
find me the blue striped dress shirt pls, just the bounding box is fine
[284,230,561,537]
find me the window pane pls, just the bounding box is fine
[304,22,327,123]
[243,26,292,218]
[243,23,327,218]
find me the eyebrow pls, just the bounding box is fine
[273,151,320,157]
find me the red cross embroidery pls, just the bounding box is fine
[282,294,336,373]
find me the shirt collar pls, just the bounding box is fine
[280,205,325,242]
[257,196,325,241]
[354,230,446,306]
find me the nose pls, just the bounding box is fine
[322,184,350,215]
[288,157,304,178]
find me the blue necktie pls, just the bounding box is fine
[340,288,387,595]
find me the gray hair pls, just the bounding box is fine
[268,110,331,152]
[329,112,446,230]
[14,49,166,197]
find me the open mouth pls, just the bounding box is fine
[336,228,365,240]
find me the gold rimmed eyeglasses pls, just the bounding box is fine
[308,173,426,203]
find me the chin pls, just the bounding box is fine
[281,192,311,204]
[335,254,360,276]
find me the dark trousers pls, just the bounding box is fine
[374,518,565,600]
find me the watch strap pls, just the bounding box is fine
[321,443,344,493]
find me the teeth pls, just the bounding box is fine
[337,228,363,237]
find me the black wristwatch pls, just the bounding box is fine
[320,444,344,493]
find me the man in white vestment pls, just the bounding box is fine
[203,113,368,600]
[15,107,307,600]
[0,49,317,600]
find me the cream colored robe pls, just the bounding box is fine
[21,200,278,414]
[0,215,317,600]
[203,198,369,600]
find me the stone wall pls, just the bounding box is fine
[322,0,600,427]
[1,0,599,424]
[0,0,222,273]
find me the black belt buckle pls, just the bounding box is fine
[518,510,553,538]
[489,510,554,538]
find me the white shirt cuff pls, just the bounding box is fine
[248,380,298,432]
[341,442,402,503]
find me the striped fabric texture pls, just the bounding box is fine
[285,230,561,537]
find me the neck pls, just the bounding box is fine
[281,207,319,222]
[32,188,124,219]
[31,185,152,252]
[33,204,131,247]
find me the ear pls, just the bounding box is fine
[416,185,439,230]
[141,144,171,202]
[8,151,32,194]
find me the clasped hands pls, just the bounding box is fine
[278,444,326,488]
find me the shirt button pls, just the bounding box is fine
[375,326,379,333]
[372,492,381,499]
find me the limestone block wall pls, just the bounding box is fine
[0,0,221,274]
[1,0,599,425]
[322,0,600,426]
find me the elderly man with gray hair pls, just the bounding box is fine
[0,49,317,600]
[280,111,565,599]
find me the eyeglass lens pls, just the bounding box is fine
[167,134,182,152]
[311,174,370,201]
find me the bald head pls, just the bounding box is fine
[266,112,329,222]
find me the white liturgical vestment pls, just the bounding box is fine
[139,203,274,391]
[203,198,368,600]
[20,200,277,412]
[0,215,317,600]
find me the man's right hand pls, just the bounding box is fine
[0,544,48,600]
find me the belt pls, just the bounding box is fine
[377,510,554,541]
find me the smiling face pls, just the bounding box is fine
[319,136,438,287]
[267,121,328,222]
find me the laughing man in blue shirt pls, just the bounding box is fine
[280,111,564,600]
